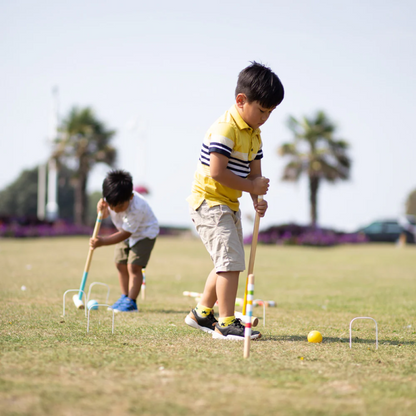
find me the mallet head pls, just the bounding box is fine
[72,294,85,309]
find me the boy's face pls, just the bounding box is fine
[109,194,133,213]
[236,93,276,130]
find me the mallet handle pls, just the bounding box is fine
[242,195,263,315]
[77,211,103,300]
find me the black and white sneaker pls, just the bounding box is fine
[185,309,218,334]
[212,318,262,340]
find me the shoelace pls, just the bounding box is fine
[232,318,245,329]
[207,312,218,324]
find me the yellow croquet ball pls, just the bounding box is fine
[307,330,323,343]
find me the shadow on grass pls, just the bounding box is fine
[260,334,416,346]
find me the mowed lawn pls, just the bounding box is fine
[1,236,415,416]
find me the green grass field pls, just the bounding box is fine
[1,236,415,416]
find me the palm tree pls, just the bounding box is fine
[278,111,351,227]
[54,107,117,225]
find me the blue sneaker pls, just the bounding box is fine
[107,294,127,311]
[114,297,138,313]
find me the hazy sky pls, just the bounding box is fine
[2,0,415,233]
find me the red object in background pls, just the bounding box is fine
[134,185,150,195]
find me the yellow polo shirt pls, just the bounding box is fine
[187,105,263,212]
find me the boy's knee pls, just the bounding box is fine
[128,264,143,274]
[116,262,128,272]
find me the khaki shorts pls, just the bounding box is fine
[190,201,245,272]
[114,238,156,267]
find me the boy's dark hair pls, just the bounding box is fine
[235,61,284,108]
[102,169,133,206]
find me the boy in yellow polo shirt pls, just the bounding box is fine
[186,62,284,340]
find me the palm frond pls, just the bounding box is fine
[278,142,299,156]
[282,161,303,181]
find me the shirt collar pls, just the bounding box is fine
[229,105,261,134]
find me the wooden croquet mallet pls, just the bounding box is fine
[73,210,103,309]
[243,273,255,358]
[242,195,263,316]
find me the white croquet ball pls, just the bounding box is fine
[87,299,99,310]
[21,285,27,291]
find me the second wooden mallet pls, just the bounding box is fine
[73,210,103,309]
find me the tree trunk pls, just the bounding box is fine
[74,178,83,226]
[74,162,89,226]
[309,176,319,227]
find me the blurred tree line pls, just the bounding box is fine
[0,166,104,225]
[1,107,415,227]
[0,106,116,226]
[0,165,75,220]
[406,190,416,216]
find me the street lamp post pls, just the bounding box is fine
[45,86,59,221]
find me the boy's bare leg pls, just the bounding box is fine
[127,264,143,300]
[200,268,218,308]
[116,263,129,295]
[216,271,239,317]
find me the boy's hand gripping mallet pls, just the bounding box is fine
[73,210,103,309]
[242,195,263,317]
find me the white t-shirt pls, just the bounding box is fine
[109,191,159,247]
